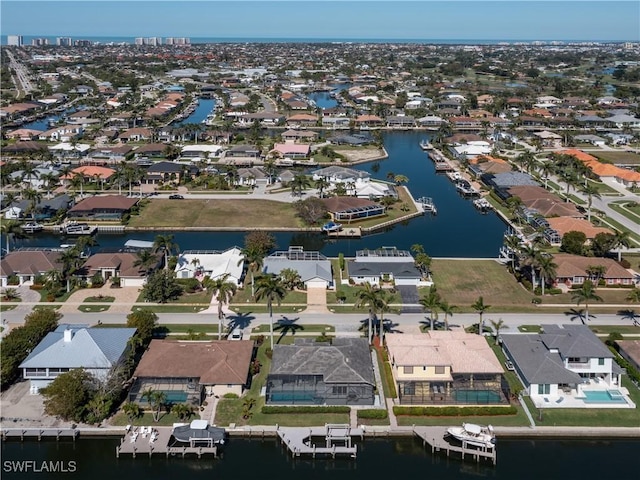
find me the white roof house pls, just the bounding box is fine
[20,324,137,394]
[262,247,333,288]
[181,144,223,159]
[175,247,244,285]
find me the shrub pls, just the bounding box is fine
[357,409,388,419]
[618,258,631,269]
[7,275,19,286]
[521,279,532,291]
[255,335,265,346]
[223,393,239,399]
[265,347,273,359]
[261,406,350,414]
[177,277,201,294]
[393,406,517,416]
[531,297,542,305]
[548,288,563,295]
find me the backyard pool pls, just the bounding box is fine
[268,391,319,404]
[453,389,503,404]
[580,390,627,404]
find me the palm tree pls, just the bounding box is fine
[171,403,194,421]
[254,273,286,349]
[471,296,491,335]
[314,176,330,198]
[627,287,640,304]
[203,273,237,339]
[69,172,85,198]
[153,234,178,270]
[376,289,392,343]
[393,174,409,186]
[580,183,601,222]
[519,245,541,291]
[150,390,167,422]
[291,173,311,197]
[419,285,441,331]
[22,188,42,220]
[612,230,631,262]
[354,282,384,345]
[133,249,158,275]
[539,161,555,190]
[489,318,507,344]
[439,299,456,331]
[503,234,522,271]
[537,254,558,296]
[571,280,603,324]
[239,245,264,299]
[1,220,26,254]
[122,401,142,422]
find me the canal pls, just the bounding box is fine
[12,131,507,258]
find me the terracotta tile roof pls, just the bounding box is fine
[69,165,116,180]
[546,217,612,239]
[133,340,254,385]
[560,149,640,183]
[1,250,62,277]
[68,195,138,213]
[552,253,633,280]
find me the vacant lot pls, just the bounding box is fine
[431,259,534,310]
[128,199,304,228]
[592,151,640,165]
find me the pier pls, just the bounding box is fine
[277,424,363,458]
[413,426,497,465]
[326,227,362,238]
[115,425,218,459]
[2,428,78,441]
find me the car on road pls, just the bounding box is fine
[169,194,184,199]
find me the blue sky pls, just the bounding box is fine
[2,1,639,41]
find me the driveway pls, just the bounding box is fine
[396,285,422,314]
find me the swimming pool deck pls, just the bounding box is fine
[532,384,636,409]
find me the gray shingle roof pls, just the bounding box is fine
[20,325,136,370]
[263,257,332,283]
[349,261,421,279]
[539,324,614,359]
[270,338,374,385]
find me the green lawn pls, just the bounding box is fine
[78,304,111,313]
[130,305,209,313]
[110,412,188,427]
[396,408,530,427]
[609,202,640,224]
[250,324,334,334]
[231,287,306,305]
[83,295,116,303]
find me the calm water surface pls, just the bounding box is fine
[2,437,639,480]
[12,131,508,257]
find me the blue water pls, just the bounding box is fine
[8,132,508,258]
[581,390,627,404]
[174,98,216,126]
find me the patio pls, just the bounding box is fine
[531,380,635,409]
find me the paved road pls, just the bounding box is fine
[5,49,34,95]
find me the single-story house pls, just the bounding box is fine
[321,197,385,222]
[269,143,311,159]
[1,249,63,287]
[615,340,640,372]
[311,166,370,184]
[263,247,333,289]
[501,324,627,408]
[67,195,138,220]
[266,338,375,405]
[546,217,613,241]
[552,253,634,287]
[348,247,422,286]
[386,331,507,405]
[129,339,255,404]
[174,247,243,285]
[20,324,137,394]
[78,252,159,287]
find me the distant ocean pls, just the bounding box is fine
[0,36,629,46]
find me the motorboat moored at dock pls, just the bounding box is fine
[446,423,495,449]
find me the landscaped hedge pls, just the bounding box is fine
[261,406,351,414]
[393,406,517,417]
[609,346,640,385]
[357,409,388,419]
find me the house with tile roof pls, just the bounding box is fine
[501,324,627,408]
[561,149,640,187]
[1,250,63,287]
[551,253,634,288]
[129,339,255,403]
[385,331,507,405]
[67,195,138,220]
[546,217,613,241]
[20,324,137,394]
[78,252,160,287]
[266,338,375,405]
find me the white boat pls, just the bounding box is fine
[446,423,495,449]
[61,222,95,235]
[417,197,437,214]
[473,198,493,212]
[419,140,434,151]
[446,171,462,182]
[321,221,342,232]
[21,222,44,233]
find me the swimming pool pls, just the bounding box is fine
[453,389,502,404]
[580,390,627,404]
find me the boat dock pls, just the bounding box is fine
[413,426,497,465]
[277,424,363,458]
[2,428,78,441]
[326,227,362,238]
[115,426,218,458]
[416,197,437,214]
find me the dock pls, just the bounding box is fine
[277,424,363,458]
[115,426,218,459]
[327,227,361,238]
[413,426,497,465]
[2,428,78,441]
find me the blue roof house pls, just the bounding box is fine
[20,324,137,394]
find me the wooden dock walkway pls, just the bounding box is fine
[2,428,78,441]
[413,426,497,465]
[115,426,217,458]
[327,227,361,238]
[277,424,364,458]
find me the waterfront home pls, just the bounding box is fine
[468,155,512,176]
[4,128,44,141]
[0,249,63,287]
[64,165,116,185]
[67,195,138,220]
[118,127,153,143]
[501,324,627,408]
[353,180,397,199]
[546,217,613,242]
[348,247,423,286]
[48,142,91,159]
[286,113,318,128]
[129,339,255,404]
[416,115,445,127]
[533,130,563,148]
[385,332,507,406]
[266,338,375,405]
[223,145,261,163]
[560,149,640,187]
[311,166,370,185]
[143,161,198,185]
[449,140,492,159]
[354,115,383,128]
[240,112,286,126]
[174,247,243,285]
[38,125,84,142]
[615,340,640,371]
[551,253,634,288]
[328,134,372,146]
[386,115,416,128]
[281,129,318,142]
[235,167,270,186]
[262,247,333,289]
[0,101,42,120]
[269,143,311,159]
[481,171,538,191]
[78,252,159,287]
[132,143,167,158]
[89,145,133,163]
[180,145,223,160]
[20,324,136,394]
[9,194,72,221]
[321,197,385,223]
[321,116,351,129]
[504,186,582,217]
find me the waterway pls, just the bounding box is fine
[307,83,349,109]
[2,437,639,480]
[173,98,216,126]
[10,131,507,257]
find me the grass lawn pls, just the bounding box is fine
[589,325,640,336]
[0,305,17,311]
[231,287,307,305]
[594,215,640,246]
[342,186,418,230]
[128,199,305,229]
[110,412,187,427]
[83,295,115,303]
[592,151,640,165]
[609,201,640,224]
[130,305,209,313]
[518,325,543,333]
[78,304,111,313]
[430,259,535,311]
[250,324,334,334]
[396,408,530,427]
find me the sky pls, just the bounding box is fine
[1,1,639,42]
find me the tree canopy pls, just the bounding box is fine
[141,270,183,303]
[41,369,95,422]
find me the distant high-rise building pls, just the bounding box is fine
[7,35,23,46]
[56,37,73,46]
[135,37,145,45]
[165,37,190,45]
[74,40,93,47]
[31,38,49,46]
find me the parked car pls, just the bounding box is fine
[169,194,184,199]
[229,327,243,341]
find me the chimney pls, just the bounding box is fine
[63,328,73,343]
